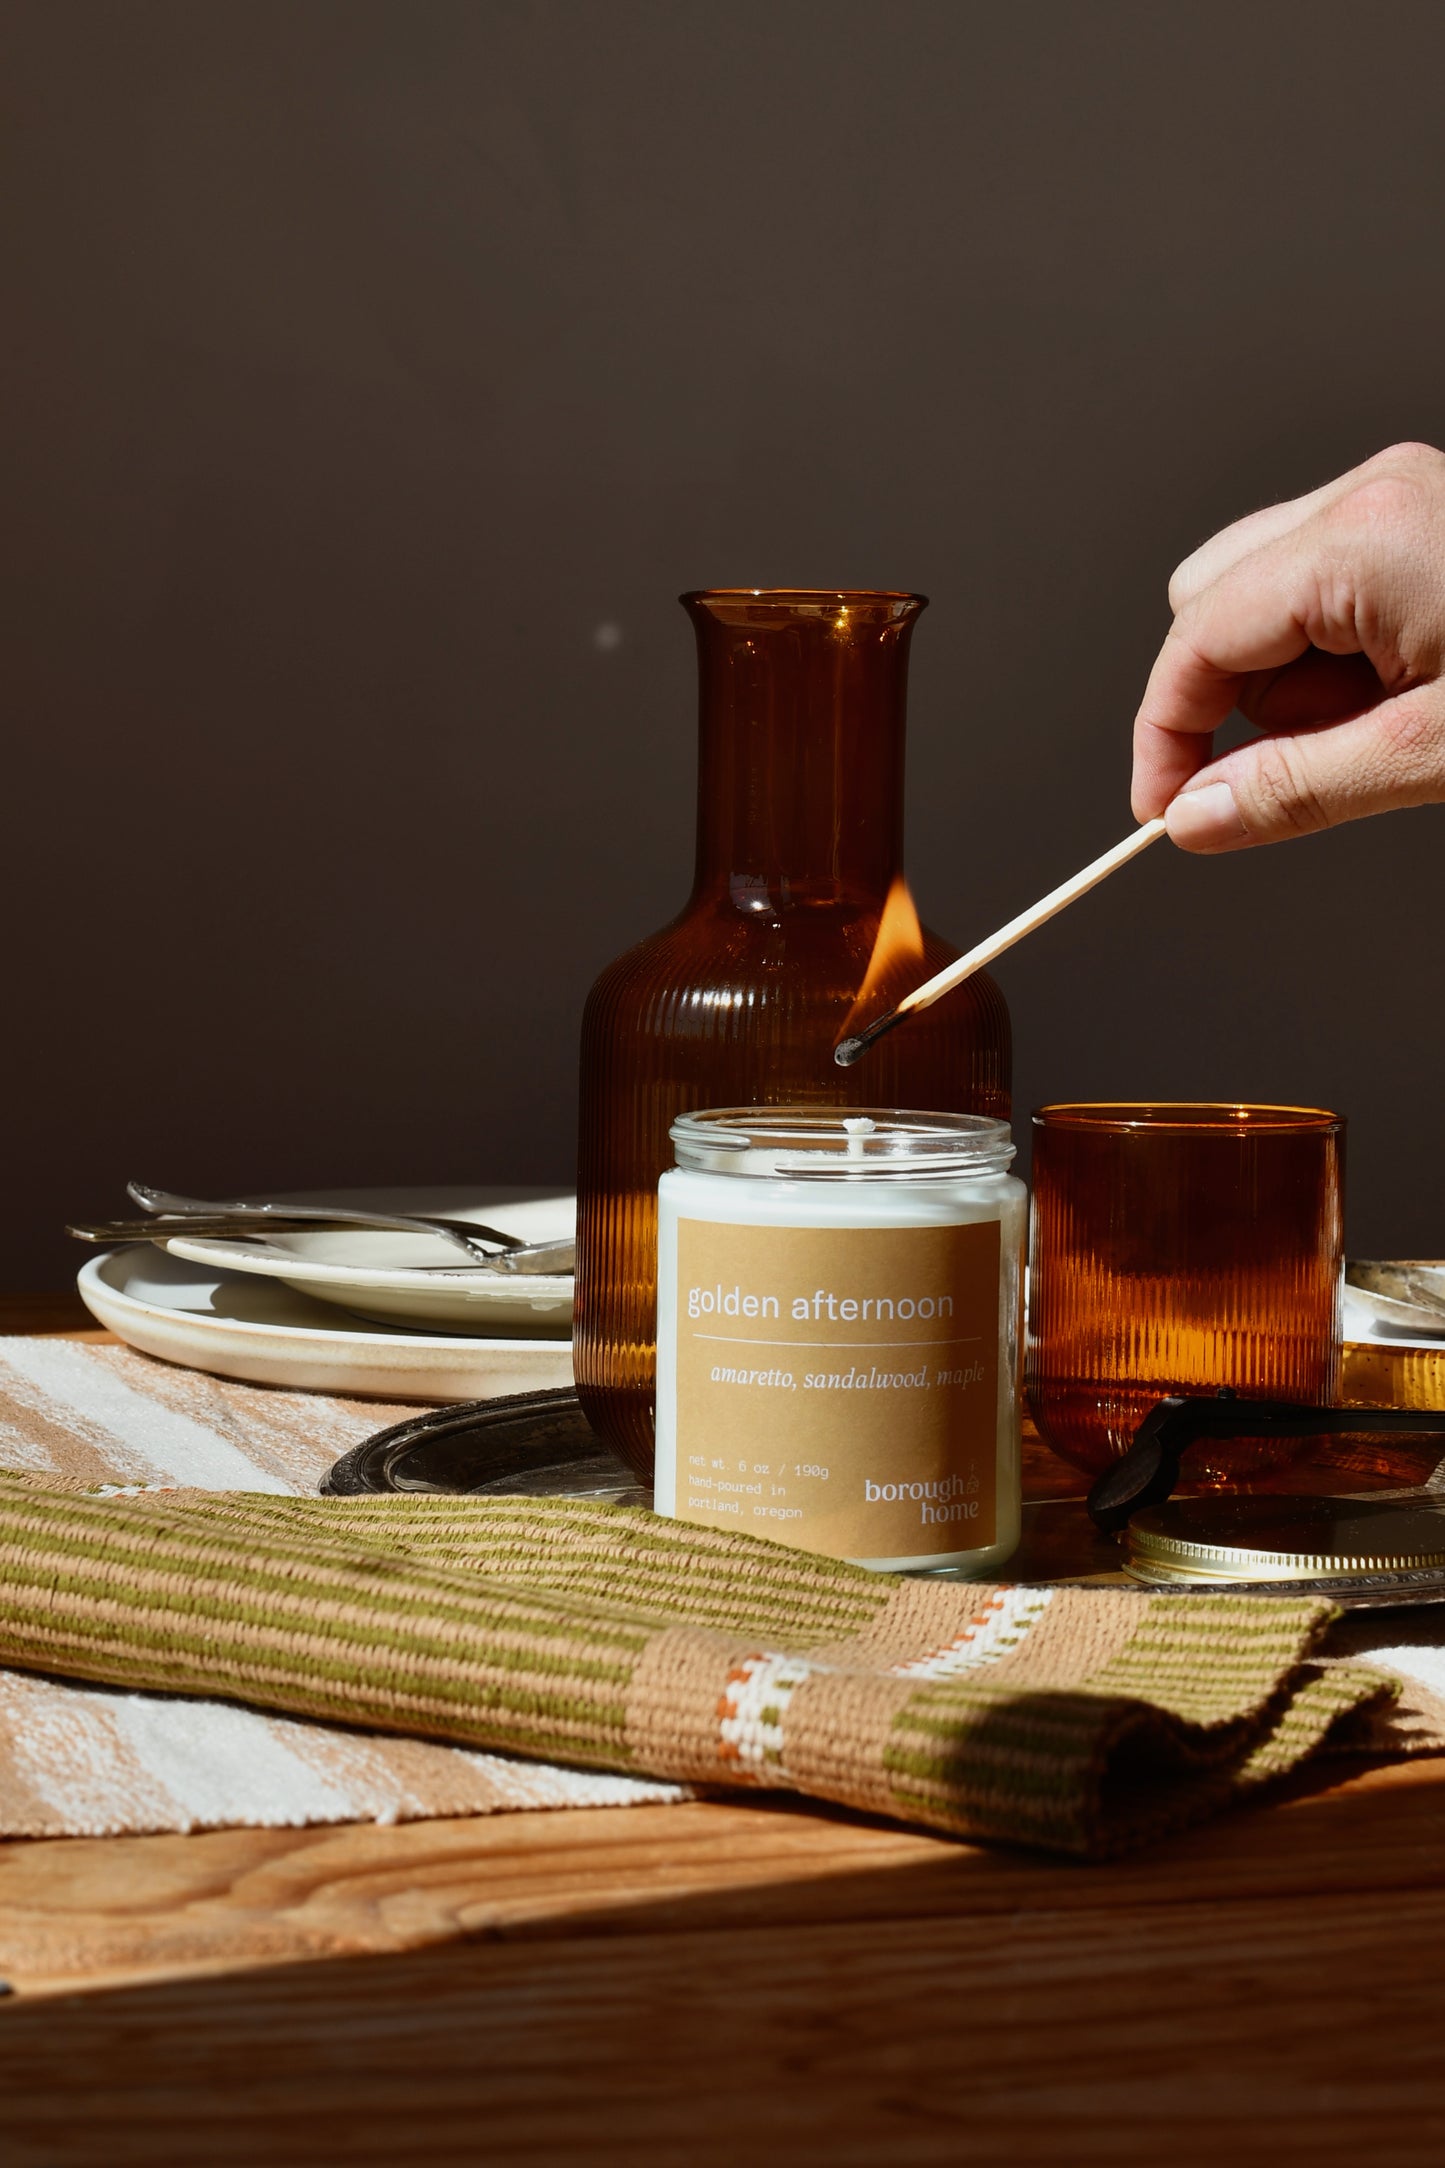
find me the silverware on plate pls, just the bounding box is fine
[65,1184,575,1275]
[128,1182,525,1255]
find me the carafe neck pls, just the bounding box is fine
[683,589,923,911]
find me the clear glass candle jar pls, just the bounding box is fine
[654,1107,1026,1574]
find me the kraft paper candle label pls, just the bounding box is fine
[672,1216,1000,1559]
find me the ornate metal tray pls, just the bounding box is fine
[322,1387,649,1505]
[322,1388,1445,1607]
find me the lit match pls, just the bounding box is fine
[834,818,1168,1067]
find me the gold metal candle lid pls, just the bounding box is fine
[1124,1494,1445,1586]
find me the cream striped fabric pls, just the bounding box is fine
[0,1471,1408,1854]
[0,1340,687,1836]
[3,1337,1445,1852]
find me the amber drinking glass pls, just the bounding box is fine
[576,589,1012,1479]
[1026,1104,1344,1482]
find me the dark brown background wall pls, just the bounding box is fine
[5,0,1443,1289]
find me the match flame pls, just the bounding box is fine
[837,876,925,1043]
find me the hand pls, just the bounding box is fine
[1131,441,1445,851]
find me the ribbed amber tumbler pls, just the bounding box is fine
[1026,1104,1344,1482]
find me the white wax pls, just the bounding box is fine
[655,1163,1026,1574]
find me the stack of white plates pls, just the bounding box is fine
[78,1188,577,1403]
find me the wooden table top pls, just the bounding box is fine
[5,1294,1445,2163]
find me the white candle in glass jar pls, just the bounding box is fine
[655,1108,1025,1574]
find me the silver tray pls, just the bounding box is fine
[322,1389,1445,1608]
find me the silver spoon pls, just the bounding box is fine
[125,1183,574,1275]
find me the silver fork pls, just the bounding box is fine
[126,1183,574,1275]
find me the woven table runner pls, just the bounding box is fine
[0,1339,687,1835]
[5,1336,1445,1855]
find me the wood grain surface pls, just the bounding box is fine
[5,1767,1445,2164]
[4,1297,1445,2163]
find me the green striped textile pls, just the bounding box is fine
[0,1475,1394,1855]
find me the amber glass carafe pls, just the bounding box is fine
[575,589,1011,1478]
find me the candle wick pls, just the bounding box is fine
[842,1116,876,1163]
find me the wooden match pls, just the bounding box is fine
[834,817,1169,1066]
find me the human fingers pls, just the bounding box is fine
[1236,650,1388,733]
[1132,458,1445,821]
[1167,471,1361,609]
[1130,567,1318,819]
[1163,687,1445,851]
[1166,442,1440,607]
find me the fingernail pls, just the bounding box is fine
[1166,781,1248,849]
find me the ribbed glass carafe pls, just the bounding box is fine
[575,589,1011,1479]
[1026,1103,1344,1483]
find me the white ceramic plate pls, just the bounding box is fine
[155,1187,575,1336]
[77,1247,574,1403]
[1342,1284,1445,1351]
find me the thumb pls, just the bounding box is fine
[1164,691,1445,852]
